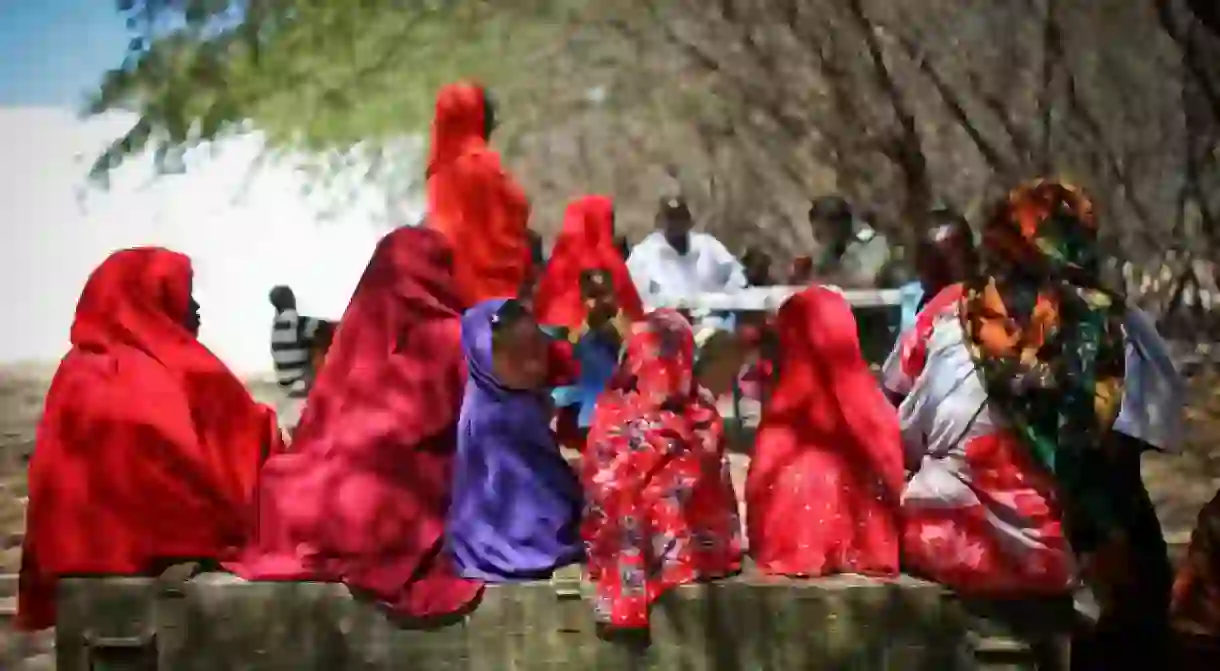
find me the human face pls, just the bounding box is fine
[661,208,693,253]
[490,301,549,390]
[582,277,619,326]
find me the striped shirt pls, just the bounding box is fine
[271,309,321,397]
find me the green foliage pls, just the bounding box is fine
[87,0,583,183]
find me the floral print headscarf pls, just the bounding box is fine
[961,178,1127,553]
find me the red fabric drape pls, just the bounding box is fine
[18,248,282,630]
[227,227,482,619]
[425,81,532,306]
[532,195,644,332]
[746,286,903,577]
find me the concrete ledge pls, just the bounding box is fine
[54,572,1071,670]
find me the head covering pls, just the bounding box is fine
[425,81,532,306]
[961,178,1127,552]
[746,286,902,576]
[426,82,486,177]
[581,309,742,628]
[446,299,583,581]
[19,248,282,631]
[532,195,644,332]
[610,309,698,406]
[229,227,482,619]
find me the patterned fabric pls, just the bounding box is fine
[582,310,742,628]
[960,179,1127,553]
[883,287,1077,595]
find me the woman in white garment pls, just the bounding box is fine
[882,179,1185,668]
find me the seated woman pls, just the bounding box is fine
[17,248,284,631]
[446,299,584,581]
[228,227,482,620]
[582,310,742,629]
[747,285,904,577]
[883,180,1183,664]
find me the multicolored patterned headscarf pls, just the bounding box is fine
[961,179,1127,552]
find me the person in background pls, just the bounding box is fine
[626,195,747,346]
[533,195,643,335]
[18,248,283,631]
[269,285,329,436]
[808,195,890,288]
[881,180,1184,668]
[741,246,776,287]
[582,310,742,629]
[897,207,979,333]
[425,82,532,306]
[446,299,584,581]
[746,286,903,577]
[787,255,815,285]
[228,227,482,620]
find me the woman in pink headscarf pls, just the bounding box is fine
[229,226,482,619]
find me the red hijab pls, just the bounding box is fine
[746,286,903,576]
[533,195,644,332]
[18,248,282,630]
[228,226,482,619]
[425,81,532,306]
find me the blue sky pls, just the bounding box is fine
[0,0,130,107]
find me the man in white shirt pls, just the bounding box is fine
[626,196,747,341]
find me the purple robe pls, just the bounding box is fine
[446,299,584,581]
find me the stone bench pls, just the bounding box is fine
[54,571,1073,670]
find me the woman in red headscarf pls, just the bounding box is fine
[746,286,904,577]
[228,226,482,620]
[17,248,283,631]
[426,81,532,306]
[533,195,643,332]
[534,196,644,449]
[582,310,742,629]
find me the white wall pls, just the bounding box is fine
[0,107,421,375]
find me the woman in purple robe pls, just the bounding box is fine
[446,298,584,580]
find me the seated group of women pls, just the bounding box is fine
[16,172,1217,663]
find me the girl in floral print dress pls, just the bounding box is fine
[581,309,743,629]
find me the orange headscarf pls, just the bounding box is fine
[425,81,532,306]
[18,248,283,630]
[532,195,644,332]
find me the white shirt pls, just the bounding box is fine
[626,231,747,309]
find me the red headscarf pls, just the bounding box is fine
[746,286,903,577]
[532,195,644,332]
[18,248,282,630]
[228,226,482,619]
[582,309,742,627]
[425,81,532,306]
